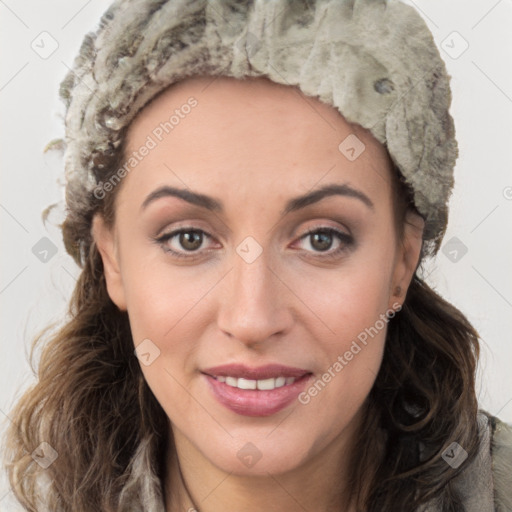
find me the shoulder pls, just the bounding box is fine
[426,410,512,511]
[488,411,512,511]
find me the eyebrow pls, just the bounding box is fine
[140,183,374,214]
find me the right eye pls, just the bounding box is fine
[155,228,217,259]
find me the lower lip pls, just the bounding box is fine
[204,374,312,417]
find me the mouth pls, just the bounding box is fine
[202,364,313,417]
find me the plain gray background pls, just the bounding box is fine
[1,0,511,509]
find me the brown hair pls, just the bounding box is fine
[3,134,480,511]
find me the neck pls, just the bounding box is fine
[164,416,364,512]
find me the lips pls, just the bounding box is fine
[202,364,312,417]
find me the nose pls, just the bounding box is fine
[216,247,293,347]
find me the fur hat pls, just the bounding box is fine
[59,0,458,255]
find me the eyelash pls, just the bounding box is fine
[154,226,354,261]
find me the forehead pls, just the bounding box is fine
[122,75,393,206]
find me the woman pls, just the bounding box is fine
[4,0,512,511]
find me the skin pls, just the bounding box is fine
[93,76,424,511]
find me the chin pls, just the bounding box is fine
[180,421,317,477]
[208,441,310,477]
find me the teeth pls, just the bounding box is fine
[225,376,238,387]
[257,378,276,390]
[275,377,286,388]
[237,378,257,390]
[216,375,298,390]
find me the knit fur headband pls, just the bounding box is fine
[59,0,457,256]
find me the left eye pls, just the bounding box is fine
[297,228,354,255]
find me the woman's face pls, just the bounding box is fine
[94,76,422,476]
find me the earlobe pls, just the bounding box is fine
[91,214,127,311]
[389,210,425,308]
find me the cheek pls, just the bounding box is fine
[118,237,218,343]
[123,260,215,419]
[291,263,393,442]
[289,244,396,400]
[292,249,395,347]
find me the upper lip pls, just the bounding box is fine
[202,364,311,380]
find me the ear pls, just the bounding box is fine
[92,214,127,311]
[388,210,425,309]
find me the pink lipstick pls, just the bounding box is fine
[202,364,312,417]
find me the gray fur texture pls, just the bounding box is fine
[59,0,458,255]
